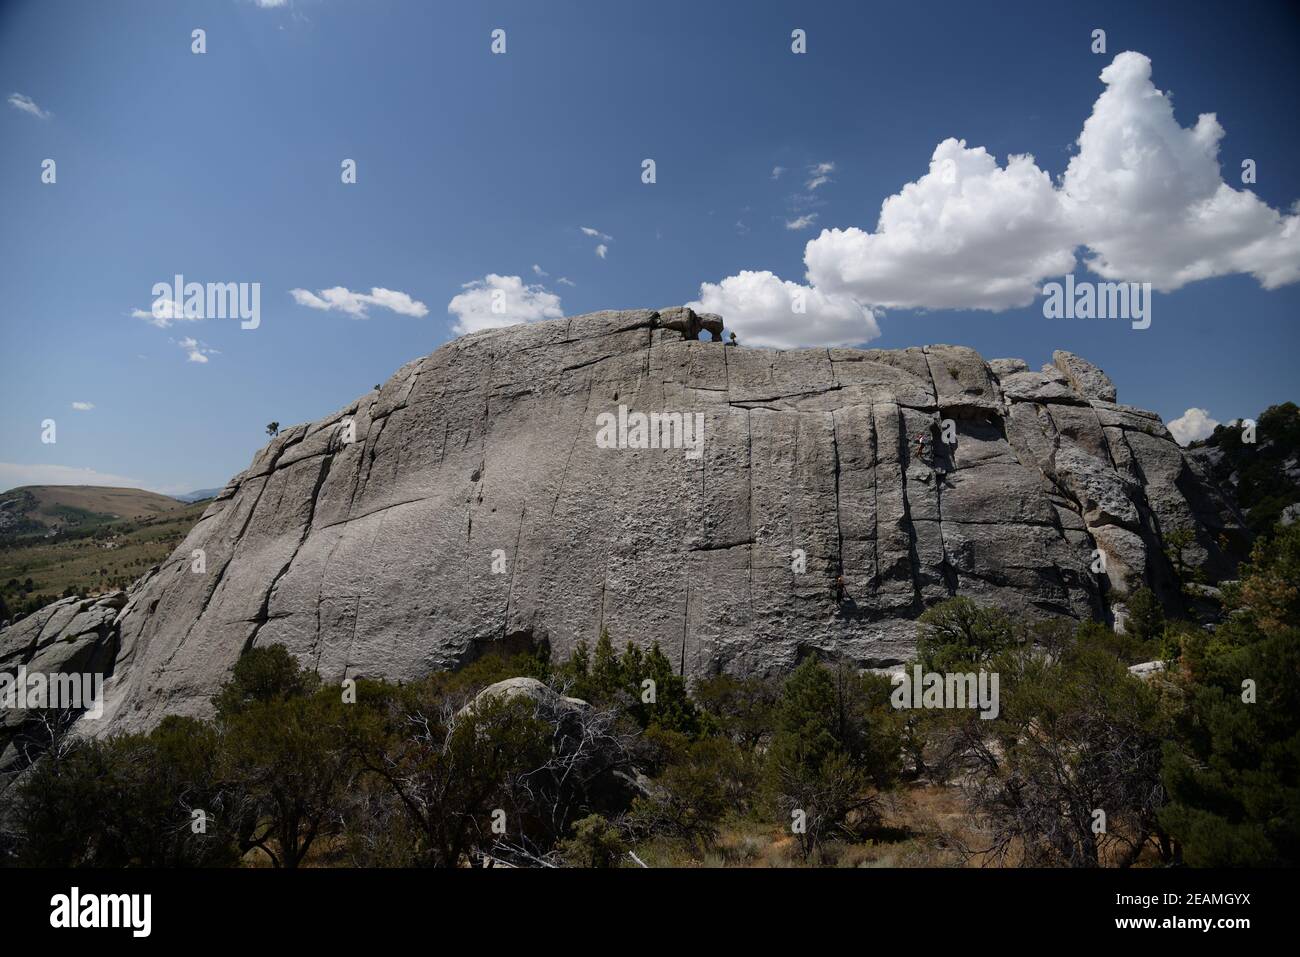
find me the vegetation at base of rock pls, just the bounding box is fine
[915,597,1019,672]
[765,658,902,858]
[1157,524,1300,866]
[558,814,628,867]
[958,635,1170,867]
[2,524,1296,869]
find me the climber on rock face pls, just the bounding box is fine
[914,431,932,463]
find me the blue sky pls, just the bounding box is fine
[1,0,1297,495]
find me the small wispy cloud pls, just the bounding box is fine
[556,277,576,287]
[805,161,835,191]
[176,336,219,364]
[531,264,548,277]
[71,401,94,412]
[581,226,614,260]
[785,213,819,231]
[771,165,786,180]
[7,92,50,120]
[132,299,191,329]
[290,286,428,318]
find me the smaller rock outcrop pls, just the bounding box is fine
[460,676,590,719]
[0,591,125,781]
[1052,350,1118,403]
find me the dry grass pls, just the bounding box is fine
[0,499,208,602]
[629,781,997,868]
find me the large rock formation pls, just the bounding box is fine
[0,308,1244,747]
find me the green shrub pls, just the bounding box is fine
[558,814,628,868]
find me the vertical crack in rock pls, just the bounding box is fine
[344,397,381,518]
[550,374,596,518]
[933,414,958,596]
[243,451,336,654]
[342,594,361,679]
[680,575,689,677]
[501,503,527,639]
[829,409,846,586]
[896,405,923,610]
[158,472,274,672]
[869,398,880,600]
[596,566,607,639]
[745,407,755,623]
[354,409,388,505]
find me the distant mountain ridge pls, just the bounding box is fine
[174,489,222,504]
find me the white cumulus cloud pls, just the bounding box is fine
[447,274,563,335]
[1061,53,1300,291]
[803,52,1300,313]
[689,270,879,349]
[699,52,1299,348]
[1168,407,1220,446]
[806,138,1075,310]
[290,286,428,318]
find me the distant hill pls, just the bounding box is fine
[0,485,186,542]
[174,488,222,503]
[0,486,205,621]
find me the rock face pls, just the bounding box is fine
[0,308,1244,744]
[0,592,123,779]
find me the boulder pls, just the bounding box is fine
[461,677,589,718]
[1128,660,1167,679]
